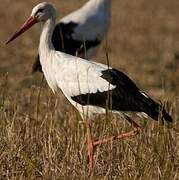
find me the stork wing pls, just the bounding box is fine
[52,53,172,122]
[53,54,143,112]
[53,54,116,97]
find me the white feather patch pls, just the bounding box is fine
[54,53,115,97]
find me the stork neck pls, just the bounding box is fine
[39,17,56,54]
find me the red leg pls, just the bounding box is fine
[93,116,141,147]
[84,116,141,174]
[93,128,140,147]
[85,121,94,174]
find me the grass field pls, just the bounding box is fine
[0,0,179,179]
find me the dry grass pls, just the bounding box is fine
[0,0,179,179]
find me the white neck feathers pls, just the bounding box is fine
[38,17,58,92]
[39,17,56,55]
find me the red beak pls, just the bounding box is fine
[5,16,38,45]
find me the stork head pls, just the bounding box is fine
[31,2,56,22]
[5,2,56,44]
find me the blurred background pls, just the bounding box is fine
[0,0,179,179]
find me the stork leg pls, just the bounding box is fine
[84,117,141,174]
[85,120,94,175]
[93,116,141,147]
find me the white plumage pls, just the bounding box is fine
[38,17,114,101]
[54,56,115,103]
[60,0,111,42]
[40,51,116,117]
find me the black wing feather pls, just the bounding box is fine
[71,69,172,122]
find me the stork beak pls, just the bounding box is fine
[5,16,38,45]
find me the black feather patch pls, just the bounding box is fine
[71,69,172,122]
[53,22,100,54]
[71,69,142,111]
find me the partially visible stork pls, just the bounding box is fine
[32,0,111,73]
[6,2,172,174]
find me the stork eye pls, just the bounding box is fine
[36,8,44,14]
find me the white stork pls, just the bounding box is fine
[32,0,111,73]
[6,2,172,174]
